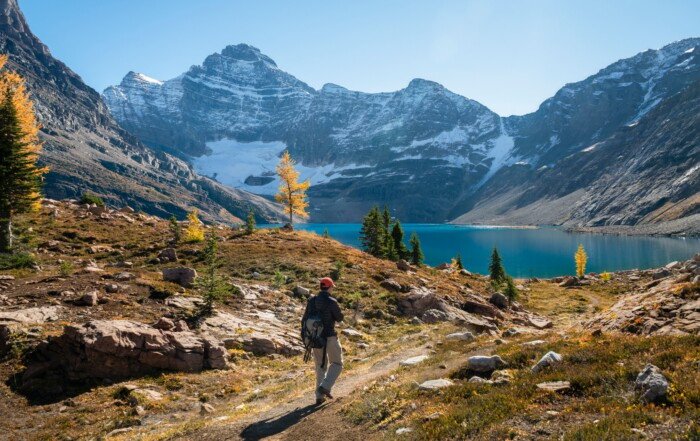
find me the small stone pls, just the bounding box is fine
[158,248,178,262]
[536,381,571,392]
[410,317,423,325]
[396,427,413,435]
[341,328,364,340]
[153,317,175,330]
[105,284,120,293]
[468,376,493,384]
[467,355,507,373]
[445,331,475,341]
[489,292,509,309]
[292,286,310,298]
[200,403,215,414]
[114,272,136,282]
[380,279,402,292]
[400,355,429,366]
[418,379,454,390]
[531,351,563,373]
[134,405,146,416]
[396,260,412,272]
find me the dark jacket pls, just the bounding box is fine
[301,290,344,337]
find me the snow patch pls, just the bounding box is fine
[135,73,163,85]
[477,120,514,186]
[582,143,600,153]
[193,139,361,195]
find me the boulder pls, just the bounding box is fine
[531,351,563,373]
[114,272,136,282]
[292,285,310,298]
[527,316,553,329]
[460,269,472,276]
[380,279,402,292]
[396,259,412,272]
[559,276,579,287]
[445,331,475,341]
[418,379,454,390]
[462,300,503,318]
[652,268,671,280]
[19,320,230,394]
[489,292,509,309]
[635,364,669,403]
[435,263,451,270]
[468,376,493,384]
[467,355,507,373]
[105,283,120,294]
[502,328,520,337]
[162,267,197,288]
[153,317,176,331]
[158,248,178,262]
[491,369,515,384]
[77,291,98,306]
[665,261,681,270]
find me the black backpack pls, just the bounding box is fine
[302,297,328,365]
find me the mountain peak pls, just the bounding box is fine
[0,0,46,52]
[121,71,163,86]
[220,44,277,66]
[406,78,443,91]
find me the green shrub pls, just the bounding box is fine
[0,252,36,270]
[58,260,74,276]
[80,193,105,206]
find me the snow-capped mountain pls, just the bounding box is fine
[104,39,700,229]
[0,0,284,223]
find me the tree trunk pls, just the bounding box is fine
[0,215,11,254]
[288,205,293,229]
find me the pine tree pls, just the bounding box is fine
[454,253,464,270]
[488,247,506,286]
[391,221,409,260]
[184,209,205,242]
[359,206,385,257]
[381,206,397,260]
[409,232,424,266]
[322,228,330,239]
[197,232,232,315]
[245,210,256,235]
[575,244,588,277]
[274,151,310,228]
[0,55,46,253]
[169,215,181,244]
[503,275,518,304]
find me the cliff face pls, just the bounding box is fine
[0,0,284,223]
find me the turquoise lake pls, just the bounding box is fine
[263,224,700,278]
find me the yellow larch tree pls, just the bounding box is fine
[275,151,310,228]
[184,209,205,242]
[575,244,588,277]
[0,54,47,252]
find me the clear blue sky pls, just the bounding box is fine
[20,0,699,116]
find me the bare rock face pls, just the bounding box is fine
[17,320,229,398]
[586,258,700,335]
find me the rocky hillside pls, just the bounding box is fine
[0,0,284,223]
[105,38,699,228]
[0,199,697,439]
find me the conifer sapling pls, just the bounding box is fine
[409,232,424,266]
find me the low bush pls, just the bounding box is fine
[80,193,105,207]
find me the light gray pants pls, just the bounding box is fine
[313,336,343,399]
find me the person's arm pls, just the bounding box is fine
[331,299,344,323]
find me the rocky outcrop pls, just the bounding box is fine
[586,257,700,335]
[17,320,229,397]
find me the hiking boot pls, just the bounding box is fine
[315,397,325,406]
[316,386,333,399]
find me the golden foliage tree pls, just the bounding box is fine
[275,151,310,227]
[0,55,47,252]
[184,209,205,242]
[575,244,588,277]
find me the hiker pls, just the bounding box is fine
[301,277,344,405]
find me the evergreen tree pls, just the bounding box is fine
[197,232,232,315]
[454,253,464,270]
[409,232,424,266]
[169,215,181,244]
[322,228,330,239]
[391,221,409,260]
[503,275,518,304]
[0,56,46,253]
[359,206,385,257]
[488,247,506,286]
[381,206,396,260]
[274,151,310,228]
[245,210,256,235]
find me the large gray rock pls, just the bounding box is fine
[531,351,563,373]
[162,267,197,288]
[19,320,230,392]
[489,292,508,309]
[635,364,669,403]
[418,379,454,390]
[467,355,507,373]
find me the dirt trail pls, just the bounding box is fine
[180,342,440,441]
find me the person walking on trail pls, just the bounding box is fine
[301,277,344,405]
